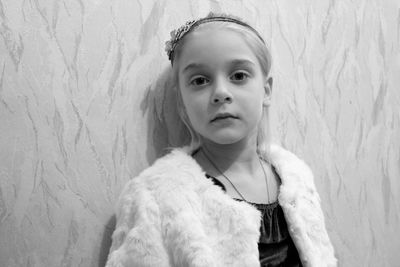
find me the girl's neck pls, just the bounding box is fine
[200,137,259,173]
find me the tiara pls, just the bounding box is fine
[165,13,265,64]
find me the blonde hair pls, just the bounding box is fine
[168,20,273,158]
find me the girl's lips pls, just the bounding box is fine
[211,113,238,122]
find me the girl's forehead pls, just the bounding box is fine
[184,27,247,49]
[177,28,259,70]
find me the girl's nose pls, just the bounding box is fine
[212,95,232,104]
[211,80,233,104]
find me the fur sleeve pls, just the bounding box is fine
[105,177,170,267]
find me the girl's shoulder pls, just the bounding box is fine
[140,146,203,182]
[118,147,205,199]
[268,144,316,189]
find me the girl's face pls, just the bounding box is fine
[176,27,271,146]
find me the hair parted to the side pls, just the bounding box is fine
[167,16,273,159]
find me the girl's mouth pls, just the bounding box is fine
[211,113,238,122]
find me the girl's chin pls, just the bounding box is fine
[198,127,259,146]
[201,134,248,146]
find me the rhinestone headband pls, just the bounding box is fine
[165,13,265,64]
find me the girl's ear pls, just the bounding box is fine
[263,77,273,107]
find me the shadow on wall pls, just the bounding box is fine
[97,66,191,267]
[98,215,116,267]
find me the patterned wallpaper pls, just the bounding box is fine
[0,0,399,266]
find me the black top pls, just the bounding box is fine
[206,174,302,267]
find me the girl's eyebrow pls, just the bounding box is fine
[182,59,255,74]
[229,59,256,68]
[182,63,206,74]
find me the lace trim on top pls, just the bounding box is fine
[245,201,289,244]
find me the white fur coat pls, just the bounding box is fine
[105,145,337,267]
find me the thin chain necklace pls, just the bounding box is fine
[201,147,270,203]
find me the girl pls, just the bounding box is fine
[106,13,337,267]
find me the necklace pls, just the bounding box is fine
[201,147,270,203]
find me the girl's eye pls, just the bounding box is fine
[190,76,209,86]
[231,71,249,82]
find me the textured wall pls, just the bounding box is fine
[0,0,399,266]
